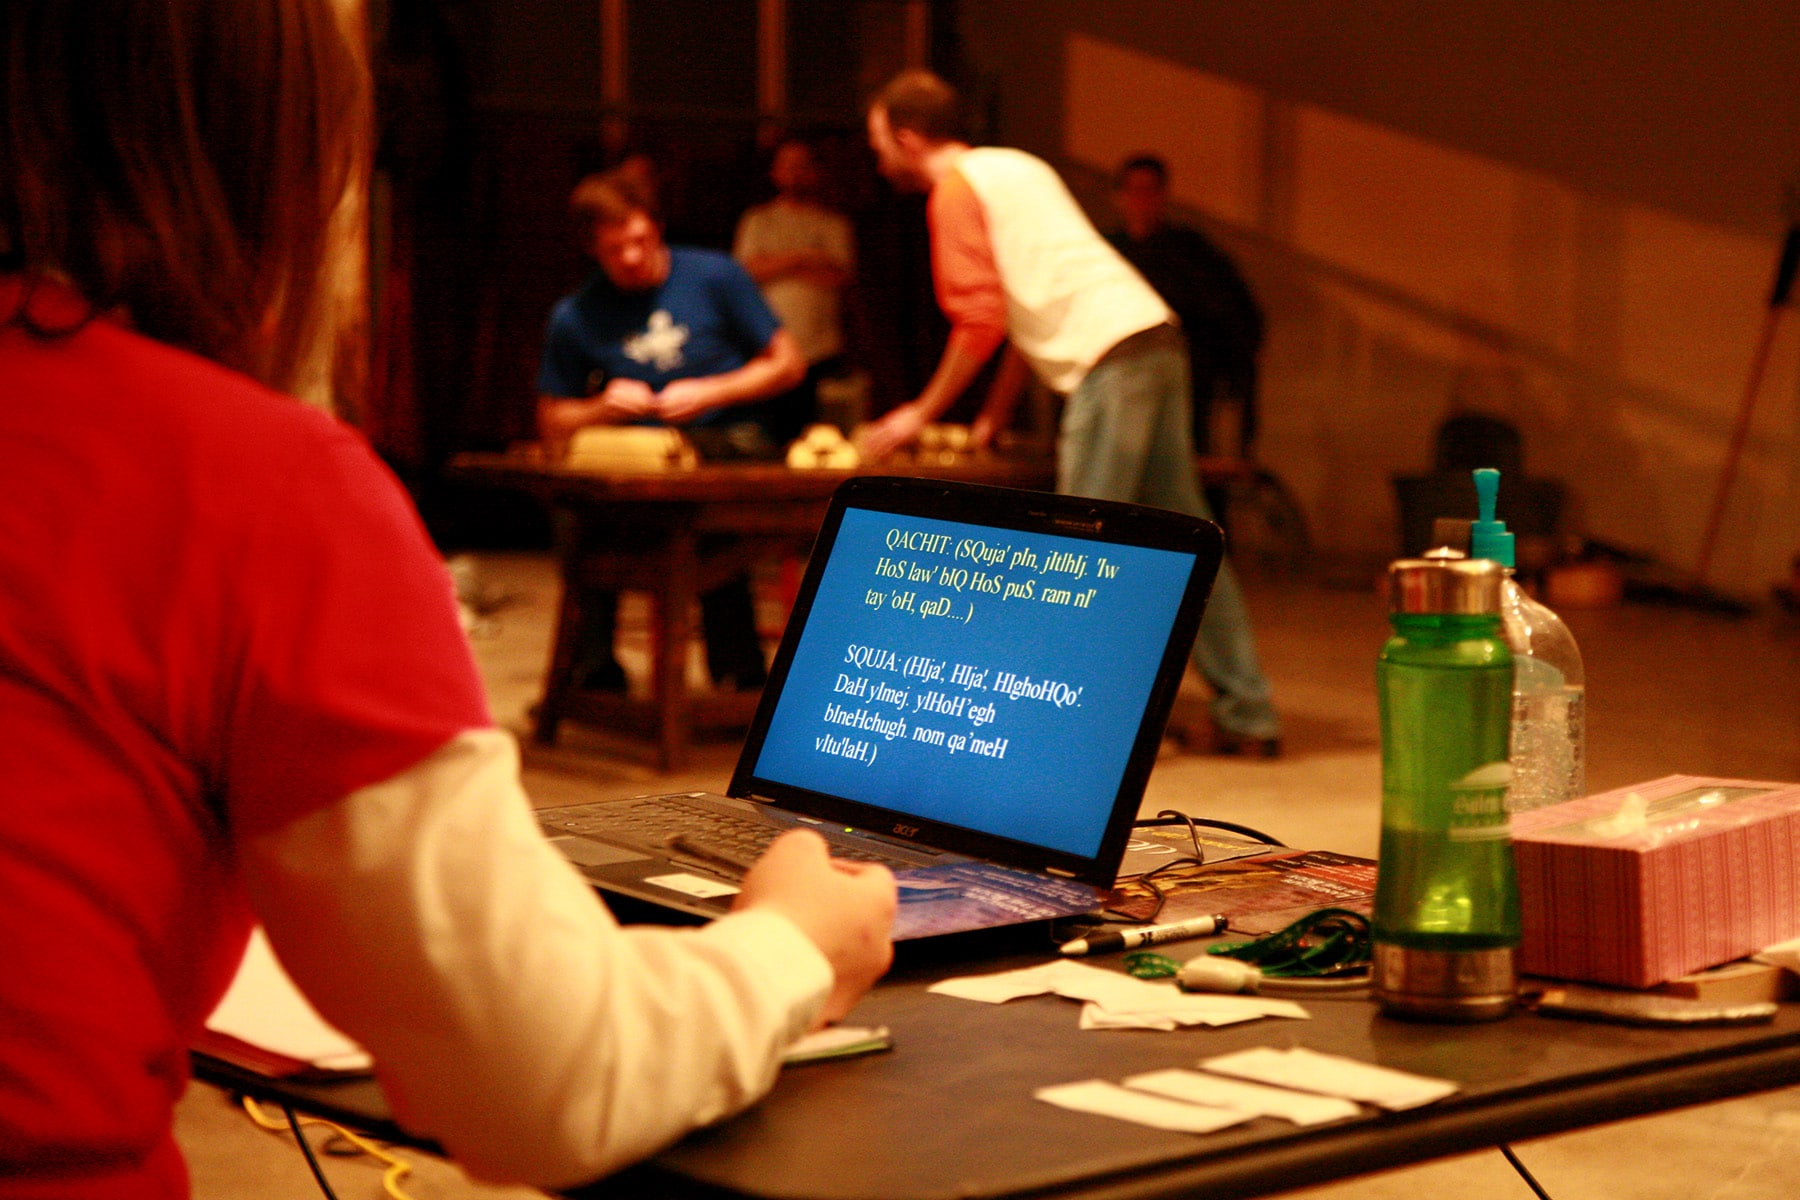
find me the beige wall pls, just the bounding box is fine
[958,4,1800,595]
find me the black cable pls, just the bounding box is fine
[1150,809,1208,861]
[1114,854,1206,922]
[1499,1144,1554,1200]
[1103,811,1288,924]
[284,1104,342,1200]
[1132,811,1288,848]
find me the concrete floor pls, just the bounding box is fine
[178,552,1800,1198]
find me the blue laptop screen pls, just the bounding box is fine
[748,505,1198,859]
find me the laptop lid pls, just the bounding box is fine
[728,475,1223,888]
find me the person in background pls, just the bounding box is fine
[733,137,856,444]
[1108,154,1265,459]
[538,167,806,692]
[861,70,1280,755]
[0,3,894,1196]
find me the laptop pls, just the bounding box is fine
[538,475,1223,940]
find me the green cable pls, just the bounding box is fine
[1124,951,1181,979]
[1206,908,1372,978]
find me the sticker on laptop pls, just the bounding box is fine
[646,873,742,899]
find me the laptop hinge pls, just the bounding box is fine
[1045,866,1076,878]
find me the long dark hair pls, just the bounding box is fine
[0,0,371,393]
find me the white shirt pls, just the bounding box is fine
[239,728,832,1189]
[733,200,855,364]
[949,147,1169,393]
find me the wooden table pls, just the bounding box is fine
[446,449,1056,769]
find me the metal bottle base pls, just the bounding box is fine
[1372,943,1517,1021]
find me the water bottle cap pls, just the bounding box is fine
[1389,555,1504,614]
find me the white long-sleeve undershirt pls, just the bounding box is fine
[236,727,832,1188]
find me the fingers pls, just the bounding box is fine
[860,420,907,461]
[762,827,830,864]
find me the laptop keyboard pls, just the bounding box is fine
[541,795,916,872]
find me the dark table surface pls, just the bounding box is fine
[197,928,1800,1200]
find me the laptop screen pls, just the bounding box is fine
[735,477,1219,882]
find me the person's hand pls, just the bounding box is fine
[859,402,930,460]
[597,378,657,421]
[735,830,895,1025]
[968,409,1000,451]
[655,377,721,424]
[536,404,585,462]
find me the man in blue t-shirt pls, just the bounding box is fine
[537,167,805,692]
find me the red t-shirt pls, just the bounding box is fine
[0,279,491,1197]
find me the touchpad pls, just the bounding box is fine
[548,836,653,868]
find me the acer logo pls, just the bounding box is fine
[892,823,919,838]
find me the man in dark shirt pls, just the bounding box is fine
[538,167,805,692]
[1108,154,1264,458]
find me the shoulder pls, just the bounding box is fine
[959,146,1055,182]
[671,246,759,292]
[544,274,613,339]
[27,317,409,561]
[1164,224,1226,255]
[671,245,740,273]
[736,202,776,227]
[99,321,361,462]
[951,148,1072,212]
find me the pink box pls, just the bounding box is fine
[1513,774,1800,988]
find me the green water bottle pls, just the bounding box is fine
[1373,551,1519,1021]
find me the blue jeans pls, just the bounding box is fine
[1058,326,1280,739]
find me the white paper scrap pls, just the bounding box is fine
[1200,1046,1458,1111]
[205,927,371,1072]
[930,959,1307,1029]
[928,960,1071,1003]
[1123,1068,1361,1126]
[1078,1001,1272,1031]
[1035,1080,1253,1134]
[1079,1003,1178,1031]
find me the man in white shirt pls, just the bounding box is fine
[861,71,1281,754]
[734,138,856,442]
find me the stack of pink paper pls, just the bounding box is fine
[1513,774,1800,988]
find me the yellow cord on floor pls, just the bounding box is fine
[239,1095,418,1200]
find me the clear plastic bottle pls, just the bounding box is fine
[1470,468,1586,812]
[1372,551,1519,1021]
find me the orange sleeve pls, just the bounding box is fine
[927,172,1008,359]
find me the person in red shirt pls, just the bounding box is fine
[0,3,894,1196]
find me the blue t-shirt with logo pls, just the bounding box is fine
[536,246,783,430]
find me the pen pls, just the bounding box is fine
[1058,914,1229,956]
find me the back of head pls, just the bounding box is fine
[1114,154,1169,190]
[0,0,371,392]
[869,70,964,143]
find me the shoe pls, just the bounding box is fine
[1211,722,1281,758]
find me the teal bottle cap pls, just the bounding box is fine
[1469,468,1515,568]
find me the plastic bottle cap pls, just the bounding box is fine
[1469,468,1516,568]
